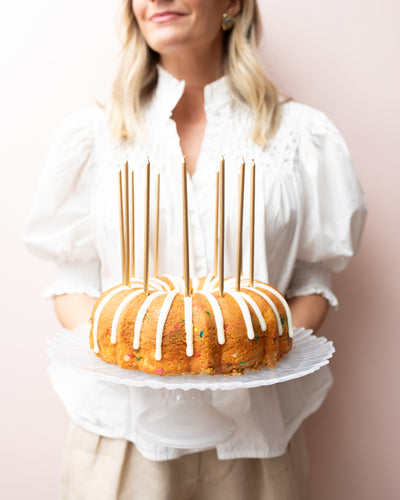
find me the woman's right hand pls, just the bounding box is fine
[54,294,97,330]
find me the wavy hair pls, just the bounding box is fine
[109,0,283,146]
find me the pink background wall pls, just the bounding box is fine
[258,2,400,498]
[1,1,399,498]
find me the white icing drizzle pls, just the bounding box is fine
[207,276,220,291]
[96,275,293,361]
[191,276,199,293]
[223,277,239,287]
[92,285,128,353]
[111,290,143,344]
[149,277,171,291]
[240,293,267,331]
[202,273,214,291]
[128,278,144,286]
[243,287,283,336]
[163,275,184,293]
[133,291,165,349]
[225,290,255,340]
[224,277,292,338]
[184,296,194,357]
[196,291,225,345]
[155,291,178,360]
[250,282,294,337]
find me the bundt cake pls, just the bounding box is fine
[89,274,293,376]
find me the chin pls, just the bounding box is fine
[146,34,194,55]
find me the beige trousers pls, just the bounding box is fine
[59,423,311,500]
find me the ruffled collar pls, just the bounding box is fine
[145,65,233,121]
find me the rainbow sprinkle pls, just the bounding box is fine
[156,368,164,375]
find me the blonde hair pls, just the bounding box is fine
[109,0,282,146]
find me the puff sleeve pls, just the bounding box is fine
[25,108,102,298]
[285,108,367,308]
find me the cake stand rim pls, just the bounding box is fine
[47,327,335,391]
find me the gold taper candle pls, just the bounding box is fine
[118,170,126,285]
[130,169,135,278]
[219,156,225,296]
[143,158,151,294]
[182,159,190,297]
[236,159,245,291]
[249,159,255,287]
[213,170,219,278]
[124,161,130,285]
[154,172,160,277]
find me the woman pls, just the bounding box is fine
[26,1,366,498]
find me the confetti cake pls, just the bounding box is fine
[89,274,293,376]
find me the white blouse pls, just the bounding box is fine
[25,67,366,460]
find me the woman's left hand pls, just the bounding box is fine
[287,294,329,333]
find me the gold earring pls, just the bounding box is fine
[221,13,235,31]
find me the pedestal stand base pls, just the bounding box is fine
[136,389,236,449]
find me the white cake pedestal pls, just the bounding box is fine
[47,327,334,449]
[136,389,235,449]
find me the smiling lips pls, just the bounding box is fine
[150,11,185,23]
